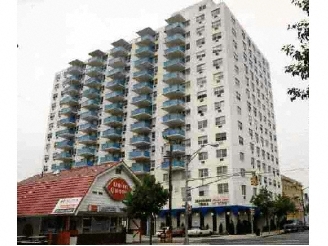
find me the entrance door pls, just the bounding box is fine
[212,213,217,232]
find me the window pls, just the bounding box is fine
[233,40,237,49]
[237,106,242,115]
[196,26,205,36]
[184,20,190,27]
[241,185,246,199]
[213,72,223,83]
[215,101,224,111]
[196,38,205,47]
[231,15,236,24]
[212,20,221,30]
[239,136,244,145]
[196,50,206,61]
[199,168,209,178]
[198,105,207,114]
[197,90,207,100]
[217,149,227,158]
[234,65,239,74]
[211,8,220,18]
[199,4,206,11]
[213,58,223,69]
[250,143,254,152]
[185,43,190,50]
[196,14,205,23]
[218,183,229,194]
[217,166,228,175]
[186,124,191,131]
[185,139,191,147]
[212,44,222,55]
[214,86,224,96]
[197,77,206,88]
[216,132,227,141]
[253,188,257,196]
[233,52,239,62]
[198,120,207,129]
[236,91,241,101]
[198,135,208,145]
[198,152,208,161]
[215,116,225,126]
[240,152,245,161]
[232,28,236,37]
[238,121,243,130]
[115,168,122,174]
[163,173,168,182]
[197,63,205,74]
[212,32,222,42]
[199,185,209,197]
[181,187,191,201]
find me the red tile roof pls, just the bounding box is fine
[17,163,120,217]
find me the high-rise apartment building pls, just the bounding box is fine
[43,0,282,232]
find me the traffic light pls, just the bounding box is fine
[251,173,258,186]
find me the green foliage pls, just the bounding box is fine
[273,194,296,219]
[122,174,169,219]
[281,0,309,101]
[250,187,275,219]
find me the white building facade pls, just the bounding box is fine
[43,0,282,233]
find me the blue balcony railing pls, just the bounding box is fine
[163,72,185,82]
[79,123,97,131]
[165,34,185,44]
[100,155,120,164]
[132,95,152,104]
[80,111,98,119]
[59,117,76,125]
[77,135,97,142]
[104,103,123,112]
[77,147,96,156]
[131,121,151,131]
[163,99,185,108]
[55,140,74,148]
[164,46,185,55]
[164,58,185,68]
[75,160,94,167]
[163,114,184,123]
[101,142,121,151]
[161,160,185,169]
[134,57,153,67]
[84,77,102,87]
[102,129,122,138]
[165,22,185,33]
[130,136,151,145]
[131,108,152,117]
[163,85,185,95]
[56,129,75,137]
[163,129,185,138]
[129,150,150,159]
[131,163,151,173]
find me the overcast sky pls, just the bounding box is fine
[17,0,309,189]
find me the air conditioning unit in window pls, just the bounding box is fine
[243,195,246,199]
[122,131,126,135]
[217,109,222,113]
[200,99,204,102]
[220,158,224,161]
[200,128,204,132]
[217,125,222,128]
[201,161,205,164]
[214,15,218,18]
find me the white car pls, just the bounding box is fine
[156,227,170,237]
[187,227,212,237]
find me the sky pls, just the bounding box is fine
[17,0,309,189]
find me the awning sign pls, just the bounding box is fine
[52,197,82,214]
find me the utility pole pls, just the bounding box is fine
[168,141,173,234]
[184,161,189,245]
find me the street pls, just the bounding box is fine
[195,231,309,245]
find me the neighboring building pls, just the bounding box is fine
[281,175,304,222]
[42,0,281,233]
[17,161,140,244]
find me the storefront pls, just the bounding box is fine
[17,161,140,244]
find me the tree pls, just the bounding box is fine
[273,195,296,228]
[123,174,169,245]
[281,0,309,101]
[250,187,275,232]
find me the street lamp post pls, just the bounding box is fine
[183,143,219,245]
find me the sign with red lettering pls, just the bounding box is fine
[105,178,131,201]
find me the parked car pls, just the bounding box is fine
[172,227,185,237]
[156,227,170,237]
[283,220,304,233]
[187,227,212,237]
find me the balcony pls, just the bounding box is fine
[102,129,122,139]
[82,88,100,99]
[107,68,126,79]
[67,65,84,75]
[84,77,102,88]
[77,147,96,157]
[85,67,104,77]
[56,129,75,139]
[135,46,154,58]
[161,160,185,171]
[105,80,125,90]
[130,136,151,147]
[165,22,185,35]
[59,117,76,127]
[163,85,185,99]
[52,163,71,171]
[131,121,151,134]
[63,85,80,96]
[129,150,150,161]
[60,107,78,116]
[60,96,79,106]
[131,163,151,175]
[103,116,123,127]
[79,123,98,133]
[110,46,129,57]
[80,111,98,121]
[162,99,185,112]
[163,72,185,85]
[77,135,97,144]
[136,35,155,46]
[53,152,73,161]
[104,103,124,115]
[164,46,185,59]
[81,99,100,109]
[100,155,120,164]
[55,140,74,149]
[162,128,185,140]
[131,107,152,120]
[74,159,94,167]
[131,95,152,107]
[171,144,185,155]
[101,142,121,152]
[105,91,125,103]
[162,113,185,127]
[134,58,153,69]
[165,34,185,47]
[132,82,153,94]
[133,70,153,81]
[163,58,185,72]
[108,57,126,68]
[64,75,82,85]
[87,56,105,67]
